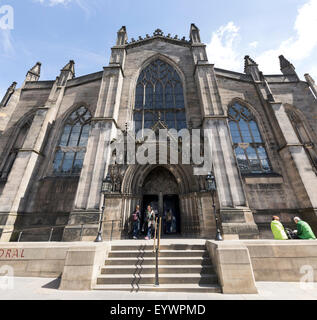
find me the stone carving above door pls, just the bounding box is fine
[142,166,179,195]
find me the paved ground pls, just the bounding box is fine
[0,277,316,300]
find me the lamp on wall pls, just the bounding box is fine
[206,172,223,241]
[95,173,112,242]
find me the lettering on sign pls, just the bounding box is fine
[0,249,25,259]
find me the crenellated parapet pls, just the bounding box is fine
[125,28,190,48]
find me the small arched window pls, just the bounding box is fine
[53,107,91,175]
[228,102,271,174]
[133,59,186,131]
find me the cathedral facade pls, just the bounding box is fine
[0,24,317,242]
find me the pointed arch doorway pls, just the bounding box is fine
[141,166,181,237]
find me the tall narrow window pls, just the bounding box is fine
[228,102,271,174]
[133,59,186,131]
[53,107,91,175]
[0,115,34,180]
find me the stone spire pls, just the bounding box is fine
[0,81,17,108]
[61,60,75,76]
[279,55,298,79]
[305,73,317,98]
[244,56,261,81]
[190,23,201,44]
[116,26,128,46]
[25,62,41,82]
[58,60,75,86]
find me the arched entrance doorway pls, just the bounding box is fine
[142,167,181,236]
[121,164,211,238]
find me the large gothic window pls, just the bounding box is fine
[228,102,271,174]
[133,59,186,131]
[52,107,91,175]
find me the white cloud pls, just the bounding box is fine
[206,0,317,77]
[206,21,242,71]
[33,0,94,16]
[0,29,15,57]
[34,0,72,6]
[256,0,317,74]
[249,41,258,49]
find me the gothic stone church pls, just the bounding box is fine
[0,24,317,242]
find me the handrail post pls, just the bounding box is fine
[18,231,22,242]
[153,217,158,252]
[48,228,54,242]
[154,217,161,287]
[80,224,84,241]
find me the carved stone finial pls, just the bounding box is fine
[244,55,258,72]
[189,23,201,44]
[279,55,298,79]
[138,36,143,41]
[131,38,135,42]
[153,29,163,36]
[0,81,17,108]
[116,26,128,46]
[25,62,42,82]
[61,60,75,75]
[146,34,150,38]
[174,35,178,40]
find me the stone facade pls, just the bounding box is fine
[0,24,317,242]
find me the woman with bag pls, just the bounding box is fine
[145,205,155,240]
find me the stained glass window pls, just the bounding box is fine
[53,107,91,175]
[133,59,186,131]
[228,103,271,174]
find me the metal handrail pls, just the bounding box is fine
[153,216,162,286]
[1,219,119,242]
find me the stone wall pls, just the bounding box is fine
[244,240,317,282]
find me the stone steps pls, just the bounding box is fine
[93,243,221,293]
[104,257,212,265]
[110,244,206,251]
[101,265,214,274]
[96,273,218,285]
[93,284,222,293]
[108,250,208,258]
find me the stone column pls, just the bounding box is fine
[63,28,127,240]
[271,102,317,219]
[246,55,317,229]
[193,46,259,238]
[305,73,317,99]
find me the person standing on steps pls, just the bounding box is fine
[132,205,141,239]
[145,205,155,240]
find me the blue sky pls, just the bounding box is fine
[0,0,316,98]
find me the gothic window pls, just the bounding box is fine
[228,103,272,174]
[52,107,91,175]
[0,115,34,180]
[133,59,186,131]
